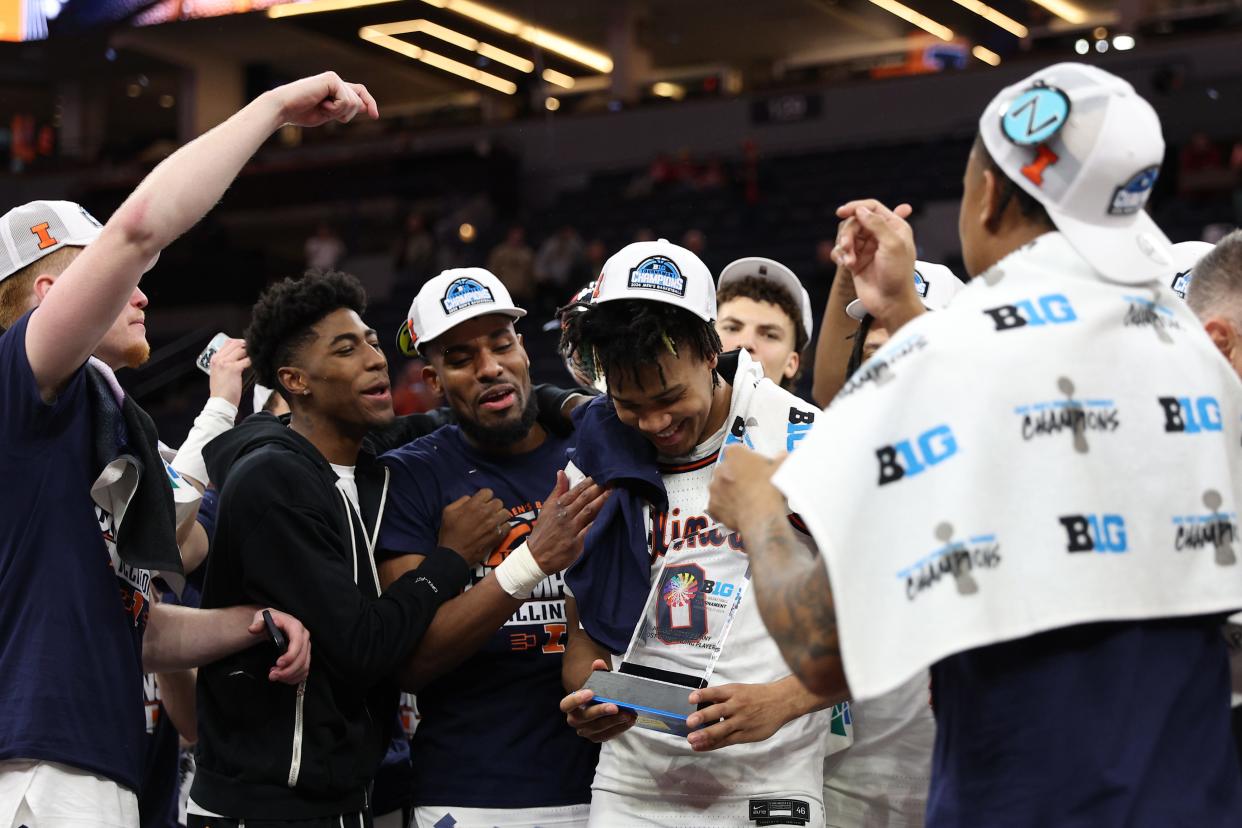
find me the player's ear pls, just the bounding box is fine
[422,361,443,397]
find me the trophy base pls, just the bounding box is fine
[583,669,703,738]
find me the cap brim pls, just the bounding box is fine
[1046,205,1174,285]
[396,307,527,357]
[718,260,813,336]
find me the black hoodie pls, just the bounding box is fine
[191,413,470,820]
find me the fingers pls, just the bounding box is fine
[544,470,571,506]
[350,82,379,119]
[270,638,311,684]
[688,684,734,707]
[579,714,638,743]
[687,718,741,752]
[560,688,595,714]
[566,702,637,741]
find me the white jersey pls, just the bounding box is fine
[589,411,846,827]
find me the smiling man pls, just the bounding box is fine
[189,270,502,826]
[556,240,848,827]
[377,267,608,828]
[715,256,813,391]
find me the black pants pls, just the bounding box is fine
[187,812,371,828]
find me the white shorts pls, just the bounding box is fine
[411,803,589,828]
[0,760,138,828]
[588,789,825,828]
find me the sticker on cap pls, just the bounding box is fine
[441,277,495,314]
[1000,83,1071,147]
[913,269,930,298]
[1109,166,1159,216]
[628,255,687,297]
[1171,269,1192,300]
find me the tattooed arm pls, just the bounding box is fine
[707,446,851,698]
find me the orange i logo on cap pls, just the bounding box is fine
[30,222,58,250]
[1001,82,1070,188]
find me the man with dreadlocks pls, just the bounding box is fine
[556,239,851,827]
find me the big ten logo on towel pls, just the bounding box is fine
[838,332,930,398]
[1159,396,1222,434]
[1060,513,1128,553]
[897,522,1001,602]
[787,408,814,453]
[983,293,1076,332]
[876,424,958,486]
[1173,489,1238,567]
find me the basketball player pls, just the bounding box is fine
[376,268,609,828]
[0,69,368,826]
[715,256,812,391]
[557,239,848,827]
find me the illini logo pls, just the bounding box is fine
[441,277,495,314]
[628,255,687,297]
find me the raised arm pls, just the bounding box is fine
[811,261,860,407]
[26,72,378,398]
[707,446,850,697]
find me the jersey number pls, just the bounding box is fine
[656,563,708,645]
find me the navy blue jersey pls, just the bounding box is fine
[0,312,149,792]
[928,616,1242,827]
[379,425,598,808]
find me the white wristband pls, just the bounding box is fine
[493,541,549,599]
[169,396,238,487]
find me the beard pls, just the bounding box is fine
[120,340,151,369]
[457,388,539,450]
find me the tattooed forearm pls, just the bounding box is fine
[744,512,850,697]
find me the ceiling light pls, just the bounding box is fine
[367,19,535,72]
[268,0,401,18]
[420,0,613,72]
[1112,34,1135,50]
[951,0,1028,37]
[360,25,517,94]
[541,68,575,89]
[459,223,476,242]
[651,82,686,100]
[1095,39,1108,52]
[1074,38,1089,54]
[866,0,954,42]
[545,97,560,111]
[1028,0,1088,25]
[971,45,1001,65]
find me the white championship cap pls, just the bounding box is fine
[1169,240,1215,300]
[591,238,716,322]
[717,256,814,340]
[979,62,1173,284]
[846,261,964,320]
[397,267,526,355]
[0,200,104,282]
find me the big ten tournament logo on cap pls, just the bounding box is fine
[628,255,687,297]
[1000,82,1070,186]
[1171,268,1193,300]
[1060,513,1128,553]
[1172,489,1238,566]
[1122,291,1182,338]
[1015,377,1119,451]
[1109,166,1159,216]
[897,522,1001,602]
[983,292,1077,332]
[441,276,495,315]
[1159,395,1222,434]
[875,423,958,487]
[912,269,930,299]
